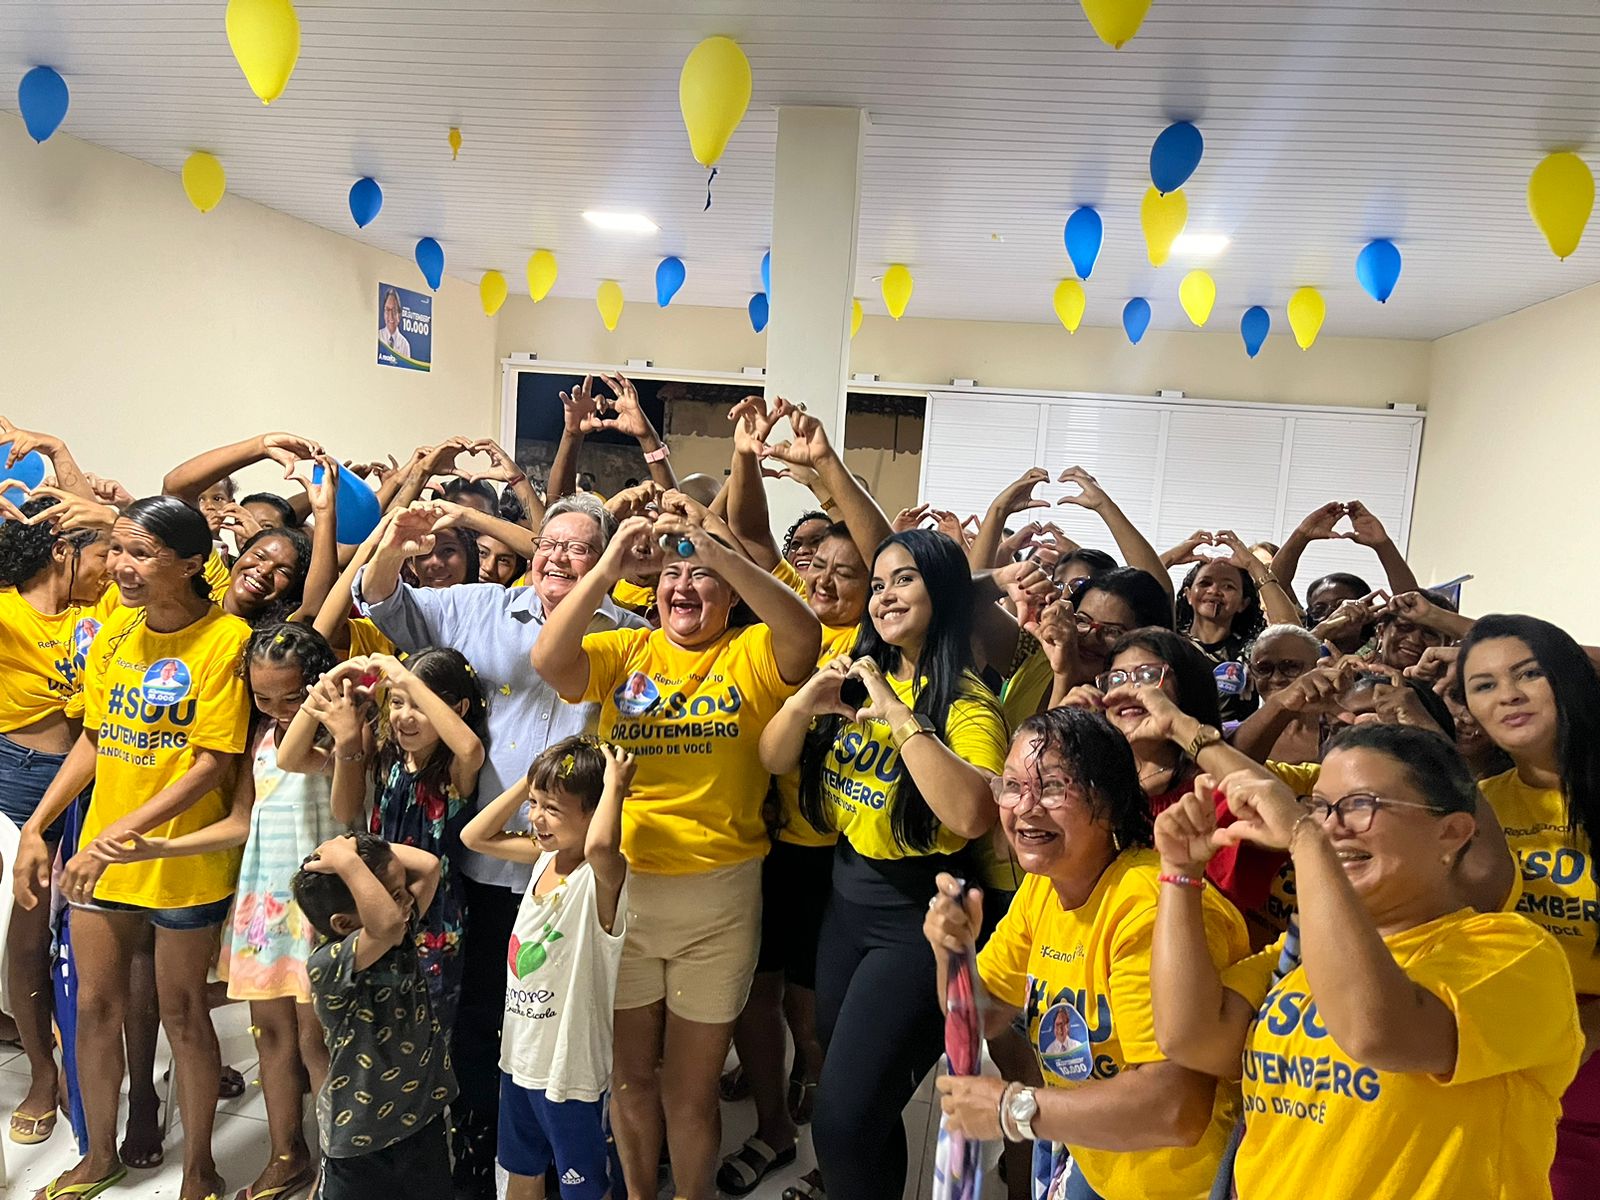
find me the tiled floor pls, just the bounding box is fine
[0,1004,1007,1199]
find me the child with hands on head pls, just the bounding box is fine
[461,735,635,1200]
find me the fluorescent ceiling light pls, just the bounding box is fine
[1171,232,1230,257]
[583,210,658,234]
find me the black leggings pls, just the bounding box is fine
[452,879,522,1137]
[812,844,955,1200]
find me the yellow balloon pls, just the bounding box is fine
[850,299,863,339]
[225,0,301,105]
[526,250,558,302]
[1141,187,1187,267]
[1053,279,1087,334]
[182,152,227,213]
[881,264,914,321]
[479,270,508,317]
[1528,151,1594,260]
[1287,287,1327,351]
[679,36,752,168]
[1079,0,1153,49]
[597,281,624,332]
[449,127,462,161]
[1179,270,1215,328]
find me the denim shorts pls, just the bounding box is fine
[0,732,74,841]
[77,893,234,931]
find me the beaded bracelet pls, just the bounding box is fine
[1157,872,1206,890]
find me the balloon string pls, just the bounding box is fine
[704,167,718,211]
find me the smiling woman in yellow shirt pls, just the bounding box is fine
[530,499,820,1200]
[1150,724,1581,1200]
[13,496,252,1200]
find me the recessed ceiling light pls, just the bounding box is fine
[1171,232,1230,257]
[582,211,659,234]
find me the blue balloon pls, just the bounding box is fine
[1150,121,1204,194]
[655,256,687,307]
[311,462,382,546]
[0,444,48,514]
[415,237,444,291]
[18,66,69,144]
[349,177,383,228]
[761,250,771,296]
[1122,297,1152,345]
[1241,306,1271,358]
[748,292,769,333]
[1064,207,1103,280]
[1356,238,1402,304]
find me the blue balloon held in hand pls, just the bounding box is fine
[749,292,769,333]
[1150,121,1203,194]
[18,66,69,143]
[311,462,382,546]
[1355,239,1402,304]
[1122,297,1152,345]
[761,250,771,296]
[655,256,687,307]
[349,177,383,228]
[0,444,48,514]
[1064,207,1103,280]
[415,237,444,291]
[1240,306,1271,358]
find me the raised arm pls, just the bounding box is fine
[968,468,1051,572]
[589,745,634,929]
[588,373,679,491]
[1344,502,1421,597]
[460,778,542,865]
[468,437,545,529]
[1057,466,1174,601]
[548,377,596,503]
[763,398,891,566]
[287,455,341,623]
[368,654,484,797]
[1271,502,1343,602]
[0,417,93,500]
[304,835,409,969]
[292,667,374,827]
[315,510,398,650]
[759,656,857,776]
[725,396,783,569]
[530,517,656,699]
[1218,531,1299,626]
[422,498,542,564]
[162,431,324,504]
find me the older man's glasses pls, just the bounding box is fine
[534,538,598,562]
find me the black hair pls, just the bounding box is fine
[1307,572,1372,604]
[1057,547,1117,581]
[238,492,299,529]
[245,623,337,733]
[0,495,100,589]
[1013,707,1154,852]
[498,489,528,526]
[1105,627,1224,728]
[527,734,608,813]
[1176,560,1264,644]
[291,832,396,940]
[1322,724,1479,817]
[477,529,529,586]
[232,527,313,626]
[783,510,831,556]
[443,478,499,512]
[121,496,215,602]
[1335,673,1457,743]
[1070,567,1175,631]
[400,524,481,590]
[799,529,996,853]
[1456,615,1600,875]
[373,647,487,796]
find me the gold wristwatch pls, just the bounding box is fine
[891,712,937,750]
[1187,723,1223,757]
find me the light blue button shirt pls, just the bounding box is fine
[354,570,648,890]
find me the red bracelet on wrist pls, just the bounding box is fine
[1157,872,1207,890]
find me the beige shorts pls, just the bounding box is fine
[615,857,763,1024]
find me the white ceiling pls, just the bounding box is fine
[6,0,1600,339]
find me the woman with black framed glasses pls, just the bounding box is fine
[1150,724,1581,1200]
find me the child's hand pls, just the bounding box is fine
[305,833,358,873]
[601,742,637,792]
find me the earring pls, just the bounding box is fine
[1112,830,1122,853]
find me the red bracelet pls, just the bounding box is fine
[1158,873,1206,890]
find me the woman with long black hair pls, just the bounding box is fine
[759,529,1008,1200]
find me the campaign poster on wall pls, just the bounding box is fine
[377,282,432,372]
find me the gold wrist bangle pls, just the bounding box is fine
[1289,812,1321,856]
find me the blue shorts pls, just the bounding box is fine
[497,1074,611,1199]
[77,893,233,931]
[0,733,75,841]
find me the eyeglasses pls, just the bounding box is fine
[1095,663,1169,692]
[994,776,1078,810]
[1074,614,1130,643]
[1297,792,1442,833]
[1250,658,1313,680]
[534,537,599,562]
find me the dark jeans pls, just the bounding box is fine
[452,878,523,1136]
[320,1116,451,1200]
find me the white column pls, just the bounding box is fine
[764,106,866,532]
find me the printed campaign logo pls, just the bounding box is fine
[1037,1000,1093,1082]
[141,658,192,705]
[1214,660,1248,697]
[376,283,433,373]
[613,672,661,717]
[72,616,100,670]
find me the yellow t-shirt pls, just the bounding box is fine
[0,589,108,731]
[1480,769,1599,995]
[1225,908,1581,1200]
[771,556,810,600]
[79,604,252,908]
[1000,644,1054,732]
[574,622,798,875]
[612,558,809,616]
[978,850,1250,1200]
[347,616,396,660]
[821,670,1007,860]
[204,549,232,603]
[774,624,860,849]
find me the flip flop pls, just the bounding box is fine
[41,1165,128,1199]
[716,1136,797,1197]
[782,1169,826,1200]
[10,1107,57,1144]
[235,1166,316,1200]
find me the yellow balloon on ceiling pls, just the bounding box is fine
[449,127,462,161]
[1053,279,1087,333]
[881,264,914,320]
[526,250,558,302]
[1287,286,1327,350]
[1079,0,1153,49]
[181,152,227,213]
[851,298,863,339]
[480,270,508,317]
[224,0,301,105]
[1528,151,1594,260]
[679,36,752,168]
[1141,186,1187,267]
[597,281,624,331]
[1179,269,1215,327]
